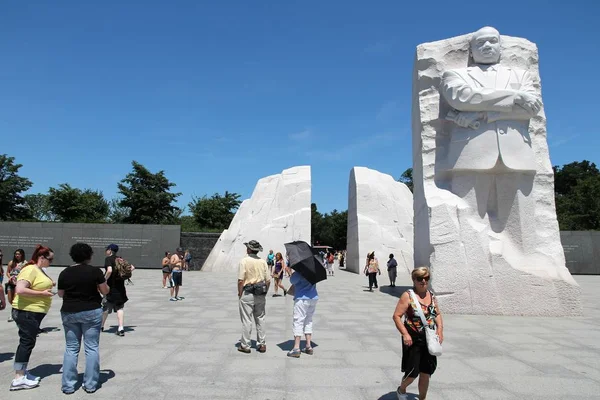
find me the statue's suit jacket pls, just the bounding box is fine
[441,64,539,172]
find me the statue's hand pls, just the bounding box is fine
[515,92,542,115]
[454,111,482,129]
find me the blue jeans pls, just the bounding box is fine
[61,308,102,392]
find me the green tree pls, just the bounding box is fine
[311,204,348,250]
[189,191,242,230]
[47,184,109,223]
[108,197,130,224]
[398,167,413,192]
[311,203,324,245]
[328,209,348,250]
[0,154,33,221]
[24,194,55,221]
[554,160,600,230]
[118,161,181,224]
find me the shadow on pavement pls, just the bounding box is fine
[276,340,319,352]
[74,369,116,391]
[379,285,412,299]
[378,391,418,400]
[104,325,136,333]
[0,352,14,363]
[29,363,62,378]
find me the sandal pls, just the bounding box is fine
[287,348,301,358]
[303,347,314,355]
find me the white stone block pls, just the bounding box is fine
[202,166,311,271]
[412,27,582,316]
[346,167,414,275]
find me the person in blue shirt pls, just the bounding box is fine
[286,265,319,358]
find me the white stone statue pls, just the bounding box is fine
[346,167,414,276]
[202,166,311,272]
[442,26,541,174]
[412,27,582,316]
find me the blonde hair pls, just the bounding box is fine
[411,266,430,280]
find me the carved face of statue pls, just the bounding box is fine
[470,26,501,65]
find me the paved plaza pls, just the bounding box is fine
[0,266,599,399]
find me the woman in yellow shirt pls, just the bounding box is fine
[10,245,55,392]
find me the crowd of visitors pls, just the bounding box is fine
[0,241,443,399]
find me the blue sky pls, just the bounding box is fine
[1,0,598,215]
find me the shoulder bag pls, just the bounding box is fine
[408,289,442,357]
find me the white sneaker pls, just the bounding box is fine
[396,387,408,400]
[25,371,40,382]
[10,375,39,391]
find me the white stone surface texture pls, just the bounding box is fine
[202,166,311,272]
[412,28,582,316]
[346,166,414,275]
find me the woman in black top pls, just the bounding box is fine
[57,243,109,395]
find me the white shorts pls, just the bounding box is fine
[293,298,318,337]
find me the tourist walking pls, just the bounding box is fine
[184,250,192,271]
[101,244,132,336]
[392,266,444,400]
[286,267,319,358]
[5,249,27,322]
[326,252,335,276]
[364,251,380,291]
[387,254,398,287]
[57,243,110,394]
[161,252,171,288]
[272,252,287,297]
[266,250,275,272]
[0,250,6,310]
[10,245,55,391]
[0,249,4,285]
[169,247,185,301]
[237,240,270,354]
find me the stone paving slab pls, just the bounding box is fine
[0,266,598,399]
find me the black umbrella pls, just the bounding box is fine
[284,241,327,284]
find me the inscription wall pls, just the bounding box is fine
[560,231,600,275]
[0,222,180,269]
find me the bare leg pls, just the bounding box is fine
[273,278,278,294]
[101,310,109,330]
[399,376,416,395]
[293,336,301,350]
[175,285,180,297]
[418,373,430,400]
[116,309,124,328]
[305,333,312,349]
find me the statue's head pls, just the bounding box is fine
[470,26,501,65]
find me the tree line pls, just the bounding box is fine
[398,160,600,231]
[4,153,594,240]
[0,155,242,232]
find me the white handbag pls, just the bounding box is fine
[409,289,442,357]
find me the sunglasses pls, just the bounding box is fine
[416,276,430,282]
[44,255,54,262]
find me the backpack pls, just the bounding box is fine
[115,257,133,280]
[328,254,334,264]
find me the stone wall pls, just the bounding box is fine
[180,232,221,271]
[346,167,414,275]
[202,166,311,272]
[561,231,600,275]
[0,221,180,268]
